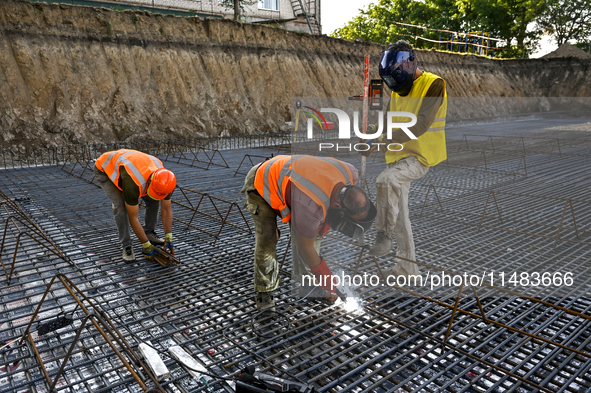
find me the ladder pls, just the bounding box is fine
[290,0,321,34]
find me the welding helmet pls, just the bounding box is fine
[379,50,418,96]
[147,168,176,200]
[325,186,377,240]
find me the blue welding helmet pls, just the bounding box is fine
[379,50,418,96]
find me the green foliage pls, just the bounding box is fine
[574,42,591,53]
[331,0,549,57]
[494,44,532,58]
[100,20,113,37]
[458,0,545,51]
[331,0,462,49]
[537,0,591,46]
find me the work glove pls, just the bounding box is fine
[310,256,337,294]
[142,241,156,262]
[165,233,174,255]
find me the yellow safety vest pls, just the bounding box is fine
[385,71,447,167]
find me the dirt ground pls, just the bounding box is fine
[542,43,591,59]
[0,0,590,150]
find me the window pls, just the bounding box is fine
[259,0,279,10]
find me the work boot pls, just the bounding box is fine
[369,232,392,257]
[381,269,397,282]
[255,292,276,311]
[146,231,164,246]
[122,246,136,263]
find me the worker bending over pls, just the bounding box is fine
[242,155,376,311]
[94,149,176,263]
[368,40,447,278]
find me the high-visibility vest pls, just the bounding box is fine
[254,155,354,223]
[385,71,447,167]
[95,149,163,197]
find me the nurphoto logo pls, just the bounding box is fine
[302,105,418,152]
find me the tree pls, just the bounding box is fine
[218,0,256,21]
[331,0,546,57]
[537,0,591,46]
[331,0,462,48]
[454,0,546,56]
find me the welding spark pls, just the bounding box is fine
[343,297,361,313]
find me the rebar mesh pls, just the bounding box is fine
[1,117,591,392]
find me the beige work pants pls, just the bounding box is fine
[375,156,429,276]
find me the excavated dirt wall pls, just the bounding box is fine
[0,0,590,149]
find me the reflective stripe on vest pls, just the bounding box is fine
[95,150,163,197]
[274,155,353,210]
[100,150,120,171]
[386,71,447,167]
[254,155,354,223]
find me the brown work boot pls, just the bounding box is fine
[369,232,392,257]
[255,291,276,311]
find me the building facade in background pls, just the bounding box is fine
[249,0,321,34]
[125,0,321,34]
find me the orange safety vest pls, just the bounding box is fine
[254,155,354,223]
[95,149,163,197]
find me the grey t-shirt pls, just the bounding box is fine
[286,163,359,239]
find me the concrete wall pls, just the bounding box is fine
[0,0,589,149]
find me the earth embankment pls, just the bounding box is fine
[0,0,589,149]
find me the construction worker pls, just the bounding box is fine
[241,155,376,311]
[93,149,177,263]
[367,40,447,278]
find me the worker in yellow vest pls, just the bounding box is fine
[242,155,376,311]
[368,41,447,279]
[94,149,177,263]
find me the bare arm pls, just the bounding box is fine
[385,78,445,143]
[161,199,173,234]
[294,230,322,268]
[125,203,149,244]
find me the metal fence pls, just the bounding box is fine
[0,133,287,170]
[0,130,346,170]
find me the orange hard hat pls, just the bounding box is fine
[147,168,176,200]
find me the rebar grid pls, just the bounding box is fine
[233,155,273,178]
[1,118,591,392]
[158,142,229,171]
[0,190,73,284]
[0,133,313,171]
[172,187,251,244]
[19,273,164,393]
